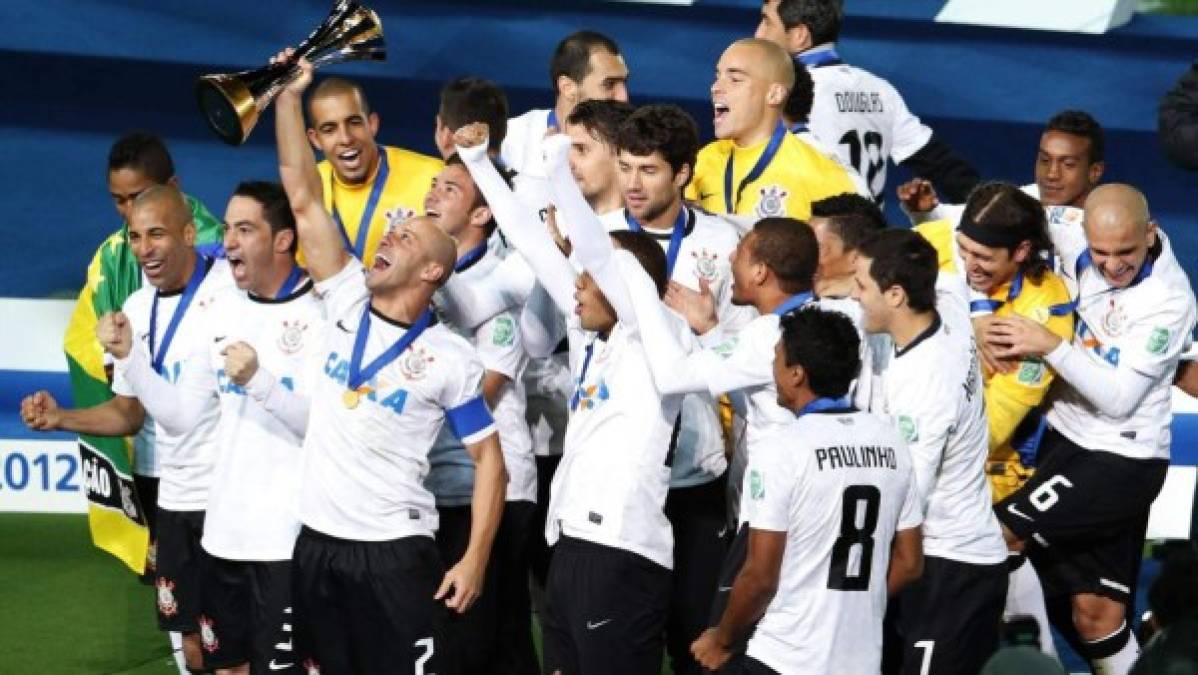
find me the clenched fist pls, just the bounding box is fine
[97,312,133,359]
[453,122,489,150]
[20,391,61,431]
[221,341,260,386]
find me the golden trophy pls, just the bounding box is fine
[196,0,384,145]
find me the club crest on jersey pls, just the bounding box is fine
[691,249,721,283]
[384,206,418,234]
[302,659,322,675]
[754,185,788,218]
[156,579,178,617]
[278,319,309,355]
[199,615,219,653]
[1102,304,1127,337]
[400,346,435,381]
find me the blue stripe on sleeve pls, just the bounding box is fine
[445,396,494,441]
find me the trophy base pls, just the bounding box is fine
[196,74,258,146]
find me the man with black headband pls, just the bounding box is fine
[985,184,1196,675]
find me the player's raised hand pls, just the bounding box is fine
[97,311,133,359]
[221,342,260,387]
[545,205,572,256]
[453,122,490,151]
[435,555,486,614]
[691,628,733,671]
[665,279,718,335]
[270,47,313,97]
[20,391,61,431]
[896,178,939,213]
[984,315,1062,360]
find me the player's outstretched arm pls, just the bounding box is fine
[887,527,924,596]
[273,49,347,282]
[20,390,144,437]
[692,528,785,671]
[454,124,576,315]
[437,432,505,614]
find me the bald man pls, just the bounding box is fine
[984,184,1196,675]
[687,37,857,224]
[274,49,506,673]
[25,184,234,671]
[306,76,443,267]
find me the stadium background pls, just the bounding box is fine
[0,0,1195,672]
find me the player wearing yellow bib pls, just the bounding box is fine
[307,77,443,266]
[686,38,856,223]
[915,184,1074,503]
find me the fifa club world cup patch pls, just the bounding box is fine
[156,578,178,617]
[898,415,919,443]
[750,469,765,500]
[492,315,516,347]
[1146,327,1171,355]
[754,185,789,218]
[1017,359,1045,386]
[199,615,220,653]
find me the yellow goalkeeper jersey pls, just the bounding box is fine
[311,144,443,266]
[686,125,857,221]
[916,219,1075,500]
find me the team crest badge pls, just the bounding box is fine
[156,579,178,617]
[145,540,158,573]
[384,206,417,234]
[400,346,435,381]
[302,659,322,675]
[199,616,219,653]
[754,185,788,218]
[278,319,309,355]
[1102,303,1127,337]
[120,482,139,520]
[691,249,720,283]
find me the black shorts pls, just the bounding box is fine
[542,536,671,675]
[291,526,446,675]
[890,555,1007,675]
[995,428,1168,603]
[664,476,729,675]
[134,474,160,584]
[199,556,295,672]
[154,508,205,633]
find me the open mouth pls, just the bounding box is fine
[227,254,245,276]
[372,251,393,272]
[713,102,730,126]
[143,259,164,276]
[338,149,362,170]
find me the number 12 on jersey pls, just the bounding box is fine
[827,484,881,591]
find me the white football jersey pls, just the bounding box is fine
[803,44,934,202]
[742,408,921,675]
[297,261,496,541]
[187,282,324,561]
[112,257,233,511]
[1047,230,1197,460]
[500,108,555,216]
[601,206,753,486]
[878,275,1007,564]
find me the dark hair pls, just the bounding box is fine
[960,182,1052,282]
[1045,110,1104,164]
[443,153,514,237]
[233,181,297,254]
[775,0,843,45]
[1148,551,1198,628]
[780,307,861,398]
[307,77,372,121]
[857,230,938,313]
[615,104,700,180]
[610,230,668,298]
[566,99,636,148]
[439,77,509,153]
[784,61,816,124]
[108,131,175,184]
[811,193,887,251]
[749,218,818,294]
[550,30,621,94]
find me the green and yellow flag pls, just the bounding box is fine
[62,195,223,573]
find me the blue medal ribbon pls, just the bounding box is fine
[569,340,598,412]
[788,122,808,134]
[772,291,814,316]
[274,265,306,299]
[331,150,390,258]
[547,110,559,130]
[149,256,211,375]
[795,45,843,68]
[797,396,850,417]
[623,207,689,277]
[454,242,489,273]
[724,121,788,214]
[347,306,433,391]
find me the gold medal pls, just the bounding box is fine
[342,389,361,409]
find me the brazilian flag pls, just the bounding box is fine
[62,194,223,573]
